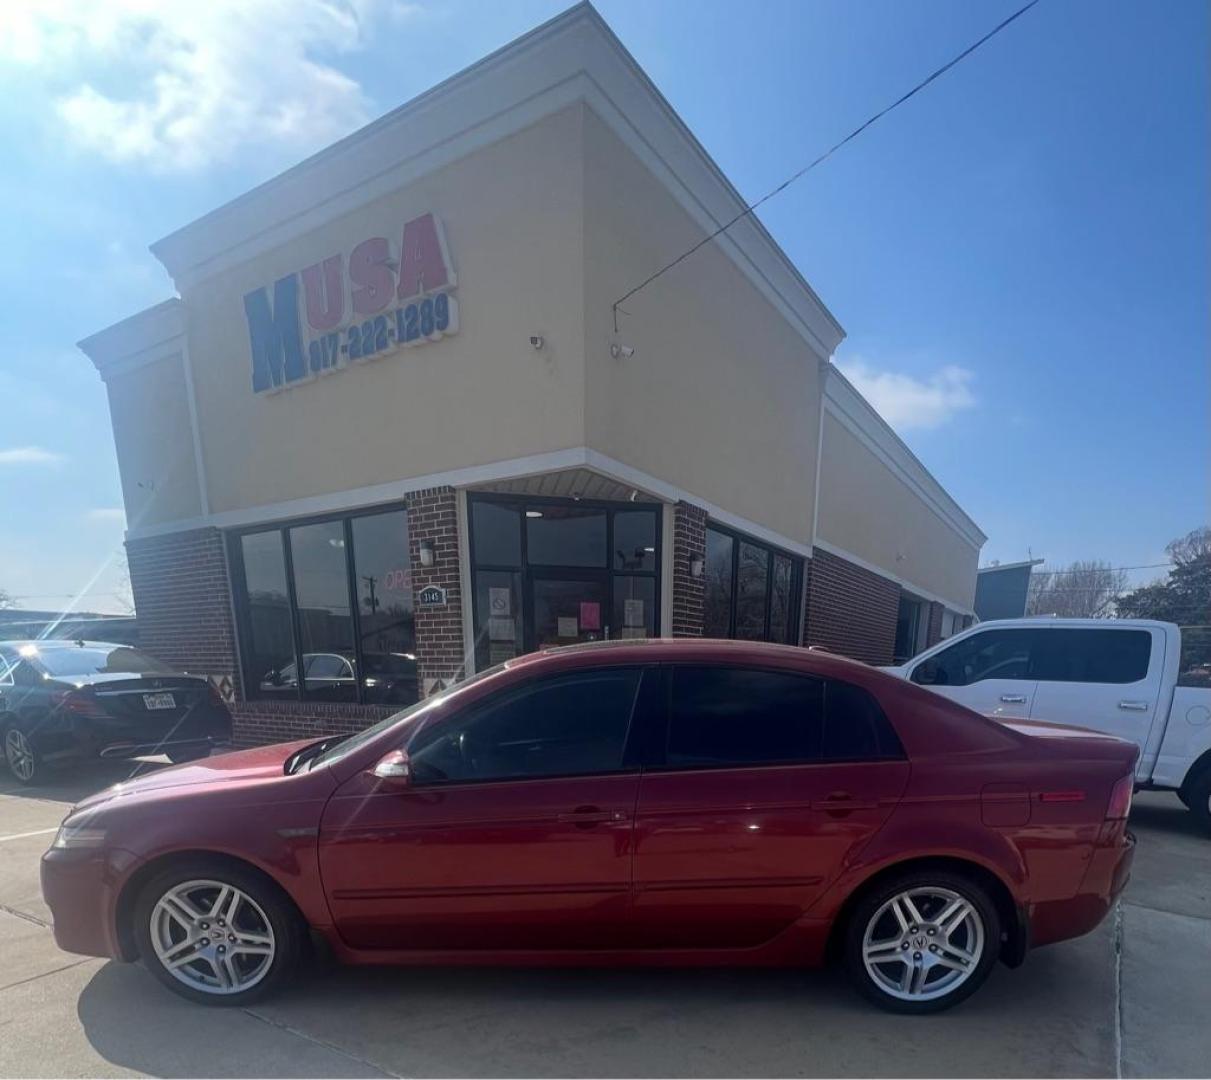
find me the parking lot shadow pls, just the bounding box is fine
[0,758,170,806]
[77,925,1119,1079]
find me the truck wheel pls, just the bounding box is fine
[1185,770,1211,834]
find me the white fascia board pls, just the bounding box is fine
[823,365,986,550]
[147,4,843,360]
[77,299,185,382]
[812,538,977,618]
[978,559,1045,573]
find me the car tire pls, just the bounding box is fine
[133,858,304,1006]
[3,723,40,785]
[166,746,210,765]
[844,869,1001,1014]
[1184,769,1211,834]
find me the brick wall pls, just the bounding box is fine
[229,700,395,748]
[405,486,467,696]
[803,548,901,665]
[925,601,945,648]
[126,527,241,694]
[671,501,707,637]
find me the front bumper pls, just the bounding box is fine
[1030,827,1135,948]
[40,846,135,960]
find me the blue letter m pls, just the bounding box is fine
[244,275,306,392]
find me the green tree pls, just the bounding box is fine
[1117,527,1211,683]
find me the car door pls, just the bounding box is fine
[1028,626,1164,768]
[318,665,650,951]
[907,628,1039,719]
[631,665,909,949]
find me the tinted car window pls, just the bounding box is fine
[408,667,641,783]
[1030,628,1152,684]
[667,666,823,768]
[912,630,1034,687]
[823,680,904,761]
[28,644,175,677]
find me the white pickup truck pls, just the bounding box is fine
[884,618,1211,830]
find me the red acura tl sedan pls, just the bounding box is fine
[41,639,1136,1013]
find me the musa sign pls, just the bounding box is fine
[243,212,459,394]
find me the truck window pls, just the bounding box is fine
[1030,629,1151,684]
[911,629,1035,687]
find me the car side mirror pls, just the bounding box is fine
[371,749,412,788]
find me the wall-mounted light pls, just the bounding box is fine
[419,539,435,567]
[610,343,635,360]
[690,553,705,578]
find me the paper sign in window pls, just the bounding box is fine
[624,598,644,628]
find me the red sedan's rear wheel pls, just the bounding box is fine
[845,870,1000,1013]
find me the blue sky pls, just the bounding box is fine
[0,0,1206,613]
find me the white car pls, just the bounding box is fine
[884,618,1211,830]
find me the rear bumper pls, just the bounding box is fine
[40,847,134,960]
[1029,827,1135,949]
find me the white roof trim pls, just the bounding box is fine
[978,559,1044,573]
[147,2,843,358]
[77,299,185,381]
[823,366,986,549]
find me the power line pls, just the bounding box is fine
[612,0,1043,328]
[1028,562,1175,575]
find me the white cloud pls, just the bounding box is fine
[0,0,418,171]
[86,507,127,523]
[0,445,66,466]
[835,358,976,432]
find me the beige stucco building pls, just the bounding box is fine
[80,4,984,743]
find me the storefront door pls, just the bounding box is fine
[528,572,610,649]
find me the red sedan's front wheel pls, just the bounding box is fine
[845,870,1001,1013]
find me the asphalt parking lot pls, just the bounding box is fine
[0,762,1207,1079]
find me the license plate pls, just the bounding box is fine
[143,692,176,710]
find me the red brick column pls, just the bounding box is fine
[405,486,466,696]
[126,527,241,696]
[925,601,945,647]
[803,548,900,665]
[671,501,708,637]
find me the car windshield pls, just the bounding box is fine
[25,644,175,677]
[310,660,510,771]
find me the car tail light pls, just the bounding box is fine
[1106,773,1134,820]
[50,689,107,718]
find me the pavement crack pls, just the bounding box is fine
[0,958,91,994]
[242,1007,401,1078]
[0,902,50,928]
[1121,897,1210,923]
[1113,901,1124,1080]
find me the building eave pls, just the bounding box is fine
[76,298,185,382]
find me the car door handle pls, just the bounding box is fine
[812,792,878,814]
[1118,700,1150,712]
[999,694,1028,704]
[556,806,625,828]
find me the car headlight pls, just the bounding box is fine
[51,820,108,850]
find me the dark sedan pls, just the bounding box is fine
[0,640,232,784]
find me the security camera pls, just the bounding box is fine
[610,343,635,360]
[529,335,544,350]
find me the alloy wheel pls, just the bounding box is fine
[149,879,276,995]
[861,886,985,1002]
[4,729,35,782]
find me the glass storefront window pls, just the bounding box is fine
[703,528,734,637]
[350,511,417,706]
[288,521,357,702]
[472,500,521,567]
[704,524,802,645]
[735,542,770,640]
[233,506,419,706]
[525,506,606,567]
[613,576,656,639]
[239,531,295,700]
[473,569,522,669]
[613,511,657,571]
[769,553,795,644]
